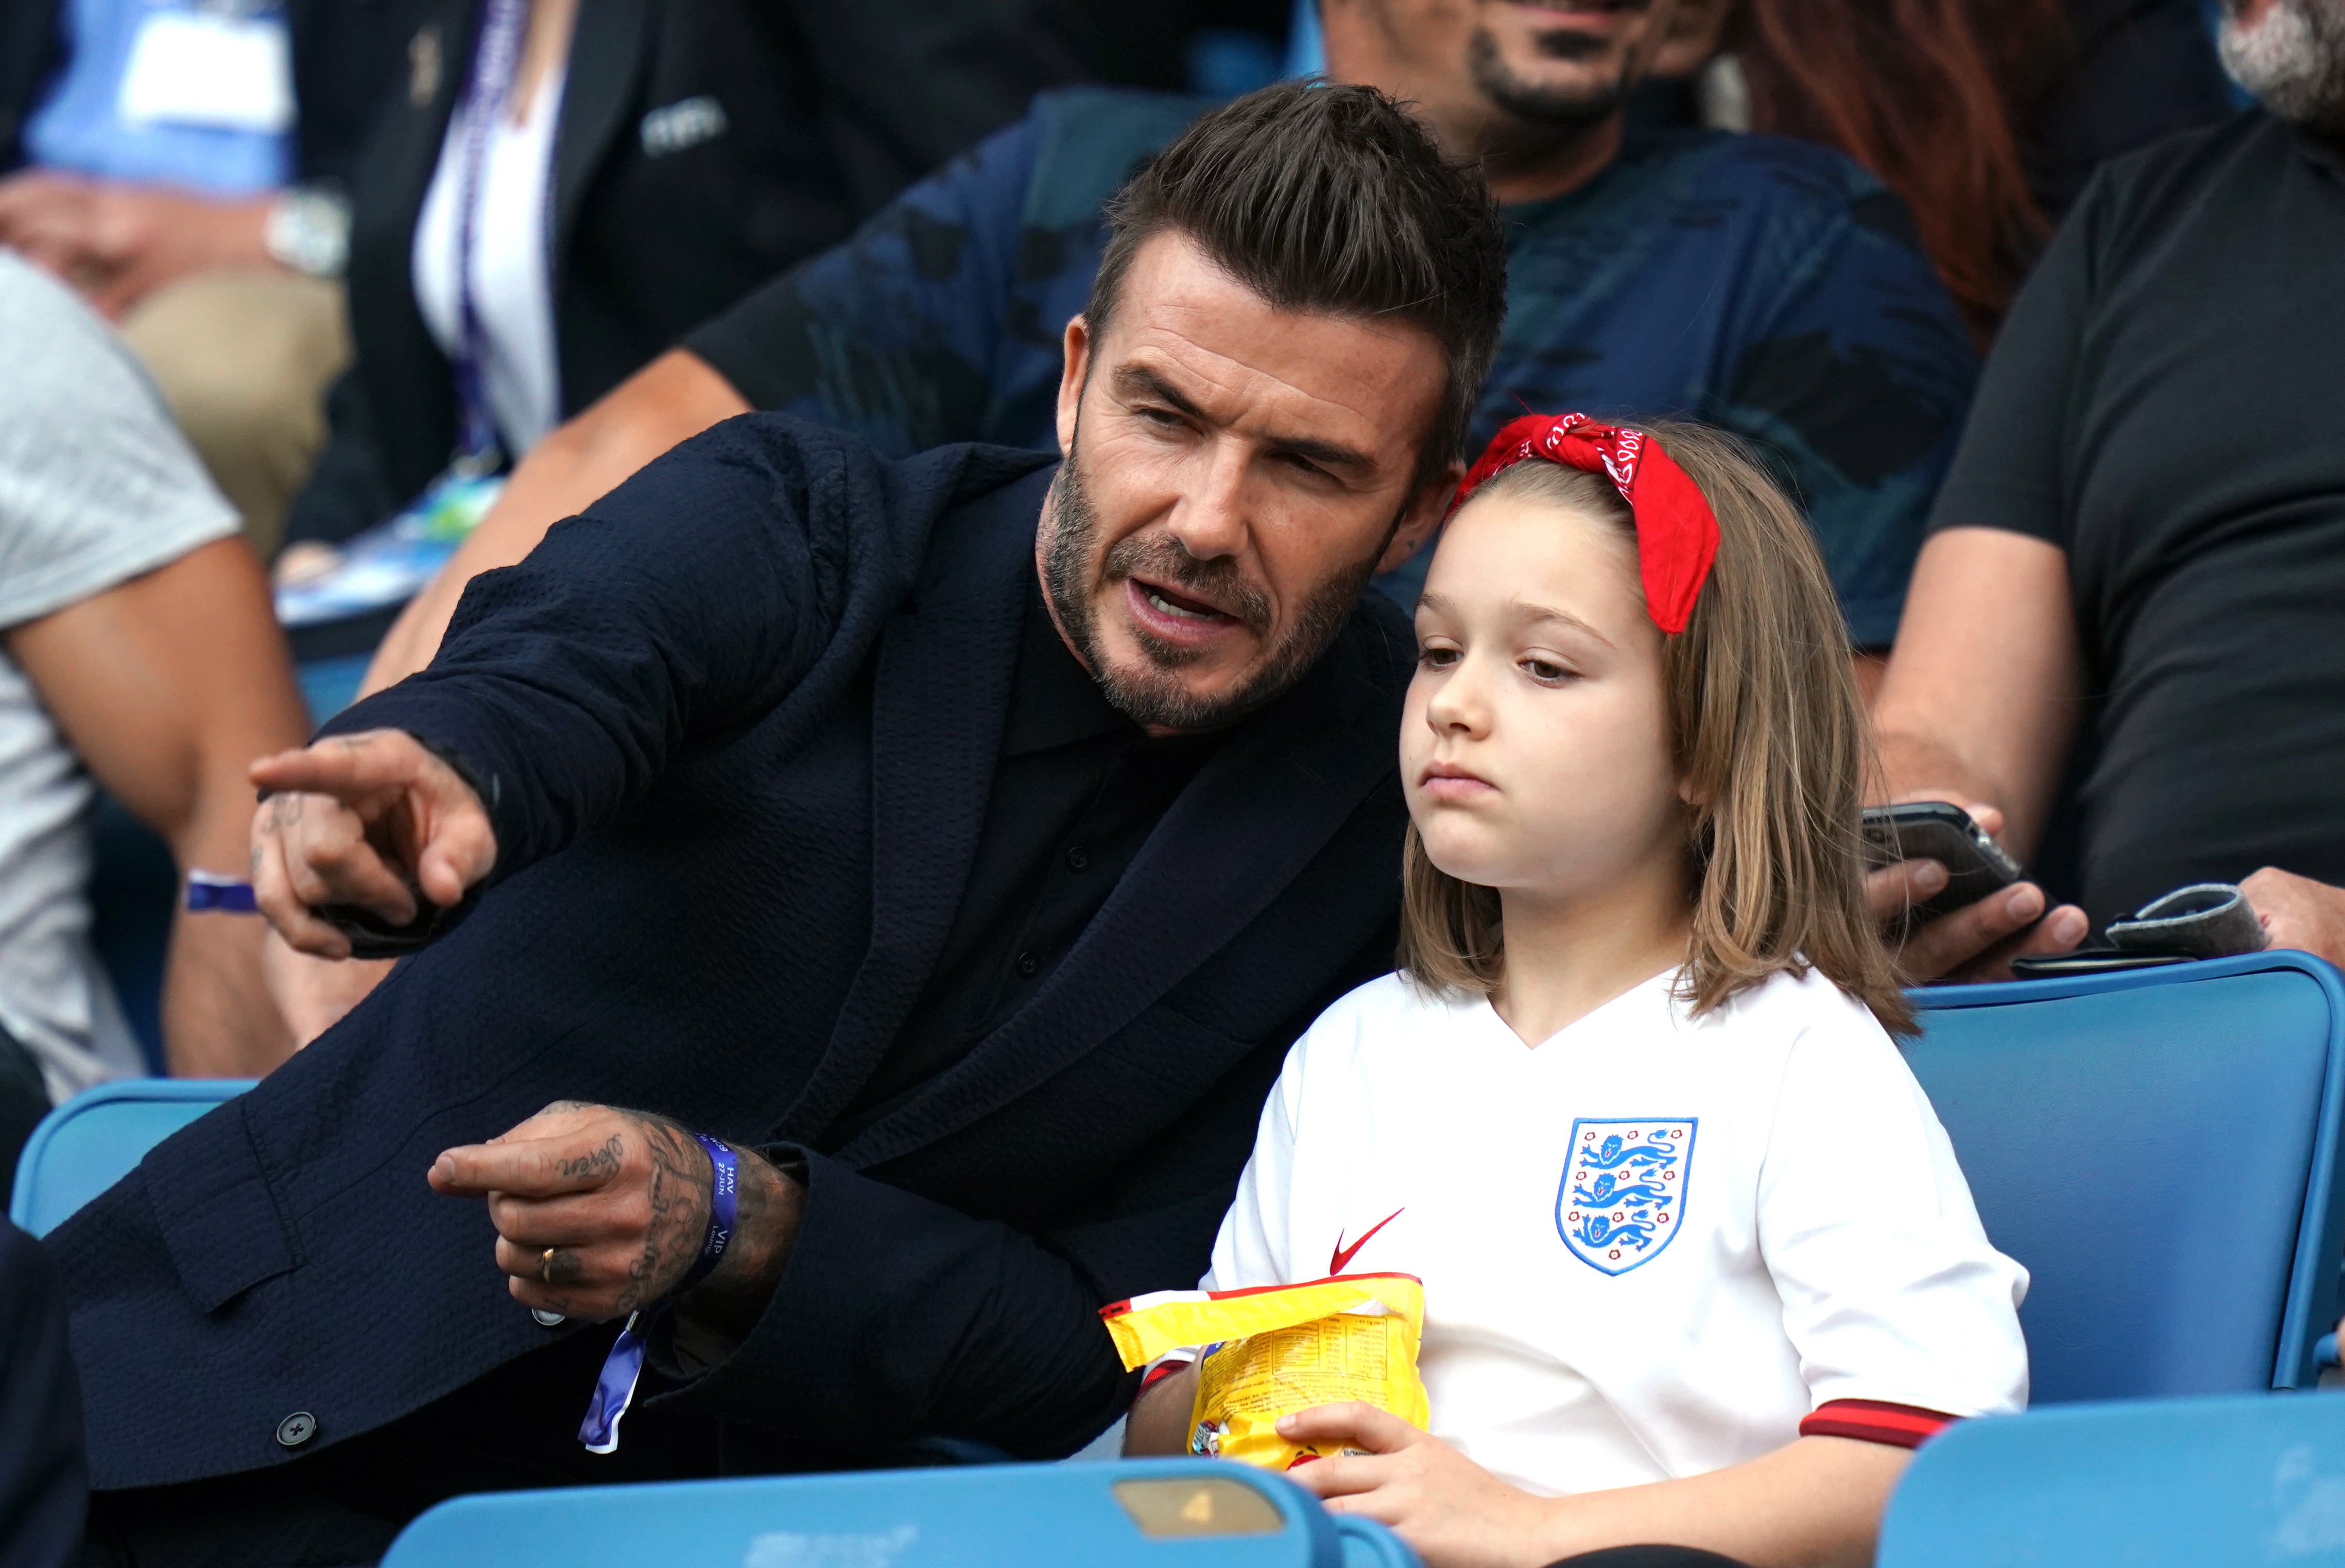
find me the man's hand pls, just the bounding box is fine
[1278,1404,1565,1568]
[2242,868,2345,968]
[0,173,274,316]
[1866,796,2089,982]
[247,729,497,957]
[428,1102,802,1330]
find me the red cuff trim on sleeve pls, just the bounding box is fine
[1799,1398,1959,1450]
[1140,1362,1186,1392]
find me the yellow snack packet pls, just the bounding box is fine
[1100,1274,1429,1471]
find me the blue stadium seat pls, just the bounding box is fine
[1285,0,1323,78]
[9,1077,252,1236]
[1906,951,2345,1400]
[382,1459,1420,1568]
[1877,1390,2345,1567]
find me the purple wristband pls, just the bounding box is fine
[185,873,259,914]
[578,1133,738,1453]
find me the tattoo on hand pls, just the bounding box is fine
[559,1135,623,1181]
[545,1248,584,1287]
[615,1115,711,1316]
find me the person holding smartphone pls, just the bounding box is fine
[1864,0,2345,981]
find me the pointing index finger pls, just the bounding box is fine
[429,1132,627,1197]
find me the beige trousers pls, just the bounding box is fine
[119,269,352,556]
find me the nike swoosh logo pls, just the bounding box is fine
[1329,1207,1405,1276]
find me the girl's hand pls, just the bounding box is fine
[1275,1403,1571,1568]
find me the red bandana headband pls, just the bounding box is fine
[1448,413,1720,636]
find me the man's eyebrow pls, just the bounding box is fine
[1113,363,1207,422]
[1110,362,1381,479]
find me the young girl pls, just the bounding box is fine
[1126,415,2028,1568]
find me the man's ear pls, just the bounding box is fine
[1055,315,1092,458]
[1377,458,1464,576]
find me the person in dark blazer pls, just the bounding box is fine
[58,83,1508,1560]
[0,1224,84,1568]
[277,0,1093,572]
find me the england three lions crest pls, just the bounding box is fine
[1556,1118,1696,1276]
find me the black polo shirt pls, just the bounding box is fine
[826,576,1222,1144]
[1928,112,2345,922]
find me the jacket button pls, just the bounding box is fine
[532,1308,566,1327]
[1015,951,1040,978]
[1065,844,1090,871]
[275,1412,318,1448]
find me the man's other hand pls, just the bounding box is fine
[2243,867,2345,968]
[247,729,496,957]
[1865,796,2089,982]
[429,1103,802,1332]
[0,173,273,316]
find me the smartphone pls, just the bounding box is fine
[1861,801,2023,931]
[2009,950,2192,979]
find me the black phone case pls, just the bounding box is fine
[315,896,459,959]
[1862,805,2023,931]
[2009,949,2194,979]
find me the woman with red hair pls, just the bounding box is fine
[1723,0,2233,339]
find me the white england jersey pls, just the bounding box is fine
[1197,965,2029,1496]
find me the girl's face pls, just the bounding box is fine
[1403,491,1689,906]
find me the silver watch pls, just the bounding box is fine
[265,185,352,279]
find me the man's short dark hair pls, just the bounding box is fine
[1084,80,1508,486]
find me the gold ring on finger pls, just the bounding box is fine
[540,1246,558,1284]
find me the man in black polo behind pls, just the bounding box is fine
[57,82,1506,1561]
[1865,0,2345,973]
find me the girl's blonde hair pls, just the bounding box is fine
[1397,420,1913,1035]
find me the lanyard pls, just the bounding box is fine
[449,0,536,472]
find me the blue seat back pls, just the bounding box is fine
[9,1078,253,1236]
[1905,951,2345,1400]
[1878,1391,2345,1567]
[382,1460,1419,1568]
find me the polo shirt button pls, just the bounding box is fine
[275,1412,318,1448]
[532,1308,566,1327]
[1065,845,1090,871]
[1016,951,1040,978]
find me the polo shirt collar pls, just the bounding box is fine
[1002,572,1140,757]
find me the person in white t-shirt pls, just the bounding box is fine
[1126,414,2029,1568]
[0,250,309,1125]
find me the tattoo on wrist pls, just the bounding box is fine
[618,1114,712,1316]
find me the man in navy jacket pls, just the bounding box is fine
[56,82,1508,1556]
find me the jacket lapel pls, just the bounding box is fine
[361,0,470,285]
[769,472,1044,1144]
[835,613,1406,1169]
[548,0,651,297]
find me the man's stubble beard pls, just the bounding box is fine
[1465,14,1643,130]
[2221,0,2345,130]
[1040,440,1387,734]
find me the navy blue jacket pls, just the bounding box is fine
[51,416,1412,1490]
[0,1224,83,1567]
